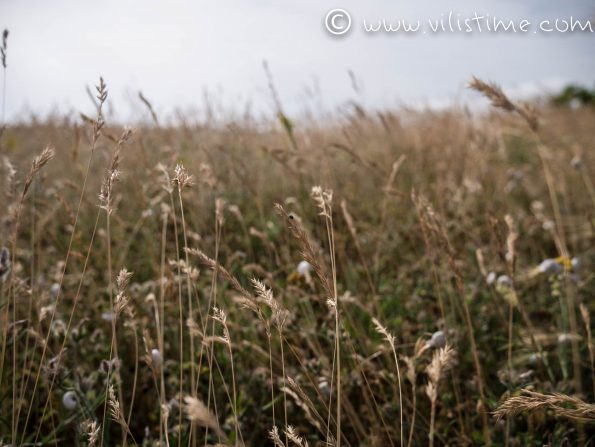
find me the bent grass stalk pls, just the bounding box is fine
[372,318,404,447]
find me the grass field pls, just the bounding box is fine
[0,73,594,446]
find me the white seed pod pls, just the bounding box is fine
[62,391,77,411]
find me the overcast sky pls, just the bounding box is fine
[1,0,594,122]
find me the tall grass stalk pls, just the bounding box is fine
[17,79,106,442]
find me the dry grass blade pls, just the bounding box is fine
[186,247,254,300]
[284,377,325,432]
[138,91,159,125]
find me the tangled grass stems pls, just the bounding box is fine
[469,75,583,399]
[2,144,56,443]
[18,78,106,444]
[12,147,53,441]
[412,192,491,445]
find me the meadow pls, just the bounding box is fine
[0,69,594,446]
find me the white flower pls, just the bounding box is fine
[496,275,512,288]
[151,348,163,369]
[537,259,562,275]
[62,391,77,410]
[317,377,331,397]
[570,155,583,170]
[425,330,446,349]
[486,271,497,286]
[297,260,312,277]
[141,208,154,218]
[50,283,61,299]
[542,220,555,231]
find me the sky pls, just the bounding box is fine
[1,0,594,123]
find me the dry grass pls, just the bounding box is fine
[494,389,595,423]
[0,73,593,447]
